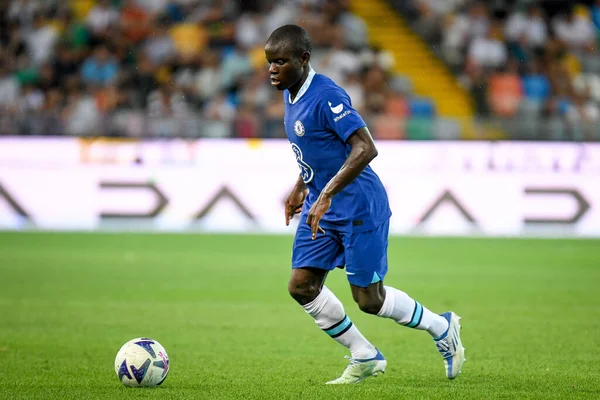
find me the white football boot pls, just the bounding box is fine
[434,311,466,379]
[326,349,387,384]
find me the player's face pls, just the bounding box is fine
[264,44,307,91]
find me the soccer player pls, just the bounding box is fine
[265,25,466,384]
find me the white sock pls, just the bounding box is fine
[377,286,449,339]
[303,286,377,359]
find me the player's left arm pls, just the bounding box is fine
[322,127,377,197]
[306,127,378,239]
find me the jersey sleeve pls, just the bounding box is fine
[320,88,367,142]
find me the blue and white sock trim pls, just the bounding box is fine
[323,315,353,338]
[406,302,423,328]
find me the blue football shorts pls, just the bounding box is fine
[291,219,390,288]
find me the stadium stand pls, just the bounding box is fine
[0,0,599,140]
[394,0,600,140]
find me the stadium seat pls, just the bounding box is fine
[434,118,461,140]
[406,117,434,140]
[409,98,436,119]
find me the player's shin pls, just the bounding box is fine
[303,286,377,359]
[376,286,449,339]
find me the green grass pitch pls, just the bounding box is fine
[1,232,599,399]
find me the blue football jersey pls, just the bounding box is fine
[284,68,391,233]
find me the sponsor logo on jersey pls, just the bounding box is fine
[334,109,351,122]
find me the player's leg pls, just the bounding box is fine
[345,220,466,379]
[292,226,385,385]
[290,223,382,384]
[287,266,328,305]
[349,281,449,339]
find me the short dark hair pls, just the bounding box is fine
[266,25,312,56]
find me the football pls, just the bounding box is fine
[114,337,170,387]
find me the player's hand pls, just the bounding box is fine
[307,194,331,240]
[285,187,309,226]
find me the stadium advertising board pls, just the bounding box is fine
[0,138,599,237]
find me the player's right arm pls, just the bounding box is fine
[284,174,308,226]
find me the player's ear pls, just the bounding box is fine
[299,51,311,66]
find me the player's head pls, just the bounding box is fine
[265,25,312,91]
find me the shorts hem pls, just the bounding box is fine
[291,264,338,271]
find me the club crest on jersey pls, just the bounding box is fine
[294,120,305,137]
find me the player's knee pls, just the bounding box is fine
[357,297,384,315]
[288,279,320,305]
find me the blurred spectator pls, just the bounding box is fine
[467,23,507,71]
[170,20,207,60]
[64,83,101,136]
[342,71,366,112]
[147,83,188,118]
[0,62,21,112]
[262,2,297,36]
[38,63,58,92]
[18,84,45,113]
[363,65,388,114]
[36,88,65,136]
[86,0,119,43]
[336,0,369,49]
[204,92,235,123]
[467,2,491,39]
[313,29,362,85]
[469,65,490,117]
[8,0,39,30]
[522,60,550,105]
[488,61,522,118]
[142,16,176,65]
[120,0,151,44]
[574,72,600,106]
[593,0,600,30]
[127,54,158,109]
[53,44,81,88]
[220,44,252,92]
[26,13,59,66]
[553,6,595,50]
[504,5,548,50]
[58,9,90,50]
[172,56,201,107]
[81,45,119,87]
[264,91,285,138]
[195,51,222,102]
[565,84,600,141]
[234,101,260,138]
[146,82,189,137]
[421,0,464,15]
[238,70,270,110]
[135,0,170,17]
[578,42,600,74]
[236,12,264,49]
[203,92,235,138]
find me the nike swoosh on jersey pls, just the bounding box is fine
[328,102,344,114]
